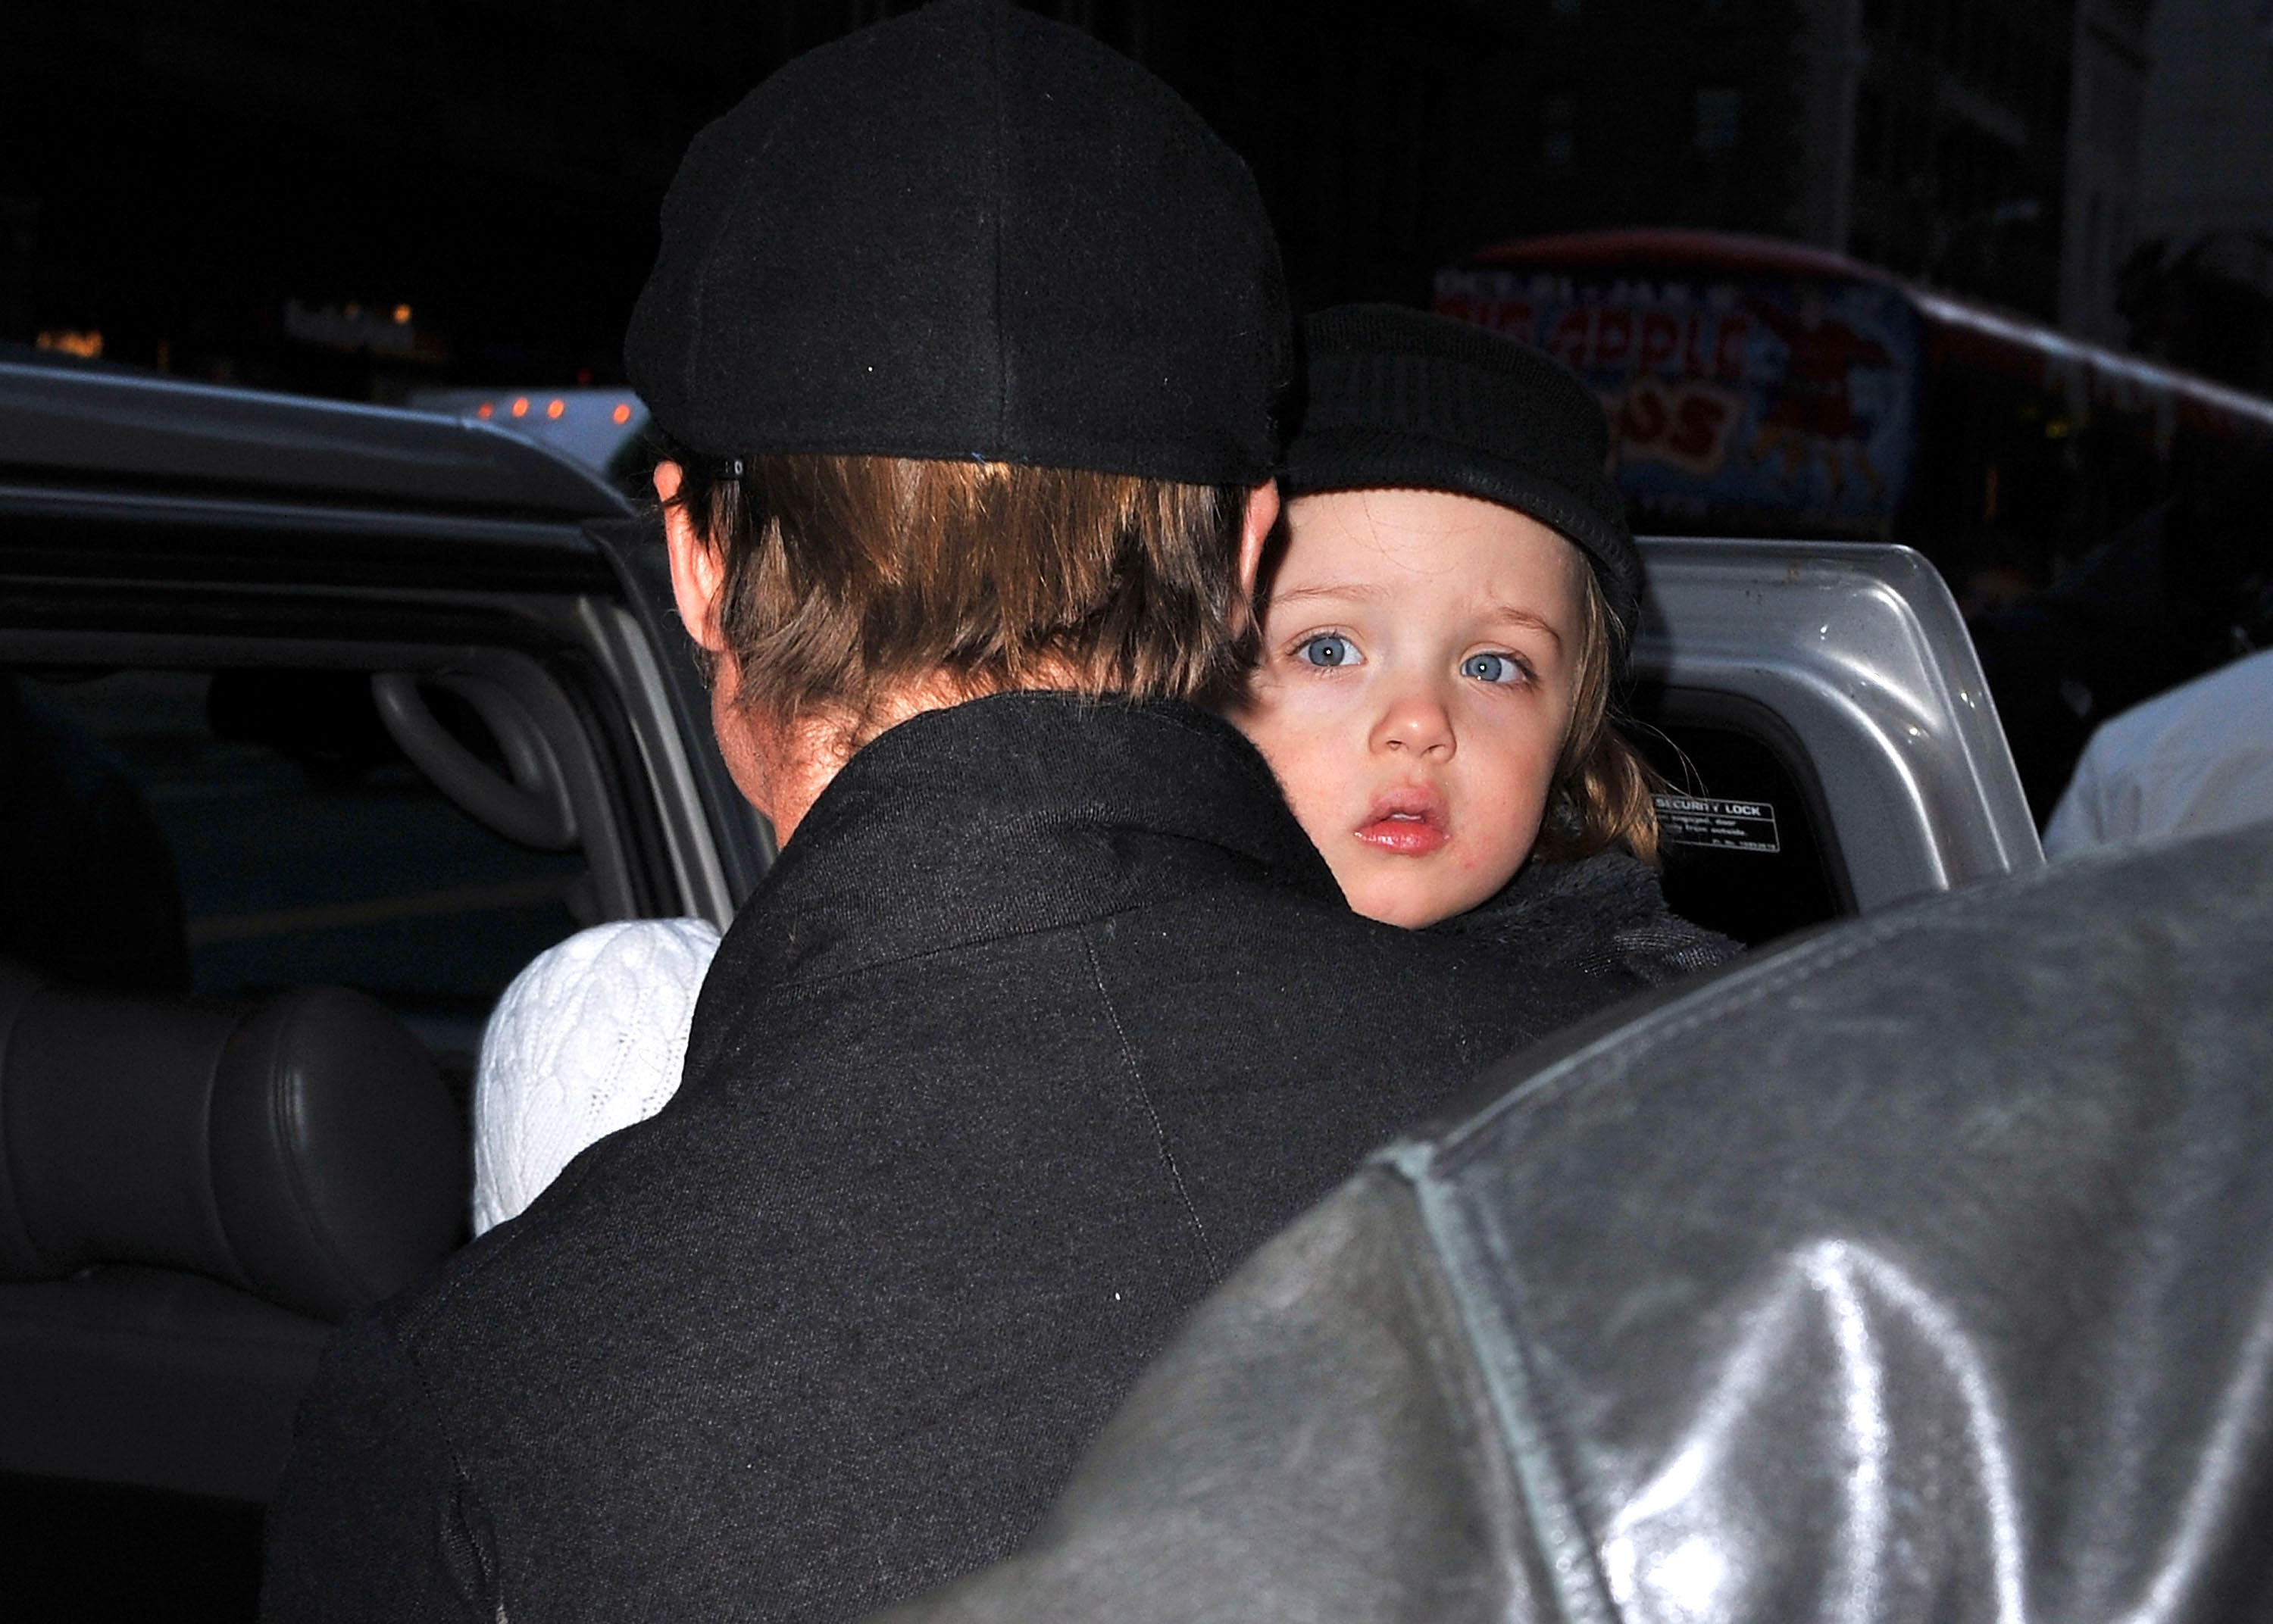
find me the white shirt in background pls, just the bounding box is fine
[2044,648,2273,858]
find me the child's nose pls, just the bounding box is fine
[1371,683,1455,759]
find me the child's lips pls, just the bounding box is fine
[1355,789,1448,856]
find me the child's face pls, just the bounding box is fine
[1233,487,1587,929]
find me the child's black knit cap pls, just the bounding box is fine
[1284,304,1642,664]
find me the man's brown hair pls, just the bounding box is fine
[665,450,1255,745]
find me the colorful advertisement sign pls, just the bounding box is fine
[1436,266,1922,535]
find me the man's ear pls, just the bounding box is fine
[1233,477,1280,630]
[656,461,728,653]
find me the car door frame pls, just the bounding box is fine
[1633,535,2042,914]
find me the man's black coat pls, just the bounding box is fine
[261,695,1642,1624]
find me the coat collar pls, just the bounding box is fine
[725,692,1341,988]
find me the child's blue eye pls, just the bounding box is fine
[1462,651,1524,684]
[1296,634,1360,668]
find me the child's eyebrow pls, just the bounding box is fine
[1268,583,1566,647]
[1478,601,1565,647]
[1268,580,1391,607]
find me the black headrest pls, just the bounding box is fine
[0,963,467,1323]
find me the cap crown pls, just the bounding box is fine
[627,0,1289,486]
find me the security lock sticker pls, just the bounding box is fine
[1654,795,1781,854]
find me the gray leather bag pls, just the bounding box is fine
[881,820,2273,1623]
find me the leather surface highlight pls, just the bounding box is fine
[0,970,465,1322]
[212,987,467,1321]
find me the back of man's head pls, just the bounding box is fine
[627,0,1290,734]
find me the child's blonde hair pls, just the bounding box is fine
[1531,571,1663,867]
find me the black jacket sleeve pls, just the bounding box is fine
[261,1314,501,1624]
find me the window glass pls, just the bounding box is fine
[4,666,586,1090]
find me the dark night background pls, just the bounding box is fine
[4,0,2271,822]
[8,0,2269,401]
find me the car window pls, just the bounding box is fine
[6,665,586,1092]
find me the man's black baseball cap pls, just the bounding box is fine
[1283,304,1643,659]
[626,0,1290,488]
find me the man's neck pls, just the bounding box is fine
[747,669,1093,845]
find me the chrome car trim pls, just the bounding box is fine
[571,598,743,930]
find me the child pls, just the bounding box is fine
[1233,304,1733,982]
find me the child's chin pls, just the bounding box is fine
[1343,861,1518,930]
[1346,882,1463,932]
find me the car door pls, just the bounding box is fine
[1628,534,2040,946]
[0,358,765,1621]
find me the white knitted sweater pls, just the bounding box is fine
[471,917,723,1235]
